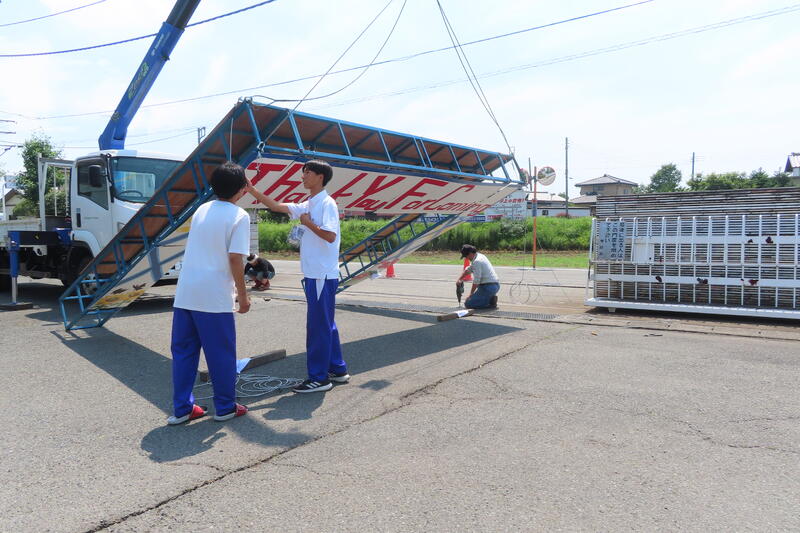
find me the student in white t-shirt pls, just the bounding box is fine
[246,159,349,393]
[167,162,251,425]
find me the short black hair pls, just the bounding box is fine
[210,161,247,200]
[303,159,333,187]
[460,244,477,258]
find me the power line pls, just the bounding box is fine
[62,129,196,149]
[0,0,108,28]
[0,0,278,58]
[307,3,800,110]
[435,0,512,154]
[5,1,794,120]
[3,0,659,120]
[255,0,408,106]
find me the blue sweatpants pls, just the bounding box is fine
[171,307,237,417]
[303,278,347,381]
[465,282,500,309]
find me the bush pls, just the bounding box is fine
[258,216,592,253]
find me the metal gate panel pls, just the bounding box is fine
[587,207,800,319]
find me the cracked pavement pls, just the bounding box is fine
[2,270,799,532]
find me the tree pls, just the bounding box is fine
[14,134,64,217]
[16,134,63,203]
[644,163,683,193]
[687,169,792,191]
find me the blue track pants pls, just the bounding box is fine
[171,307,237,417]
[465,282,500,309]
[303,278,347,381]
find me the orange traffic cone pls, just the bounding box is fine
[462,258,473,281]
[385,262,396,278]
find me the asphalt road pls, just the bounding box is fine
[1,264,799,532]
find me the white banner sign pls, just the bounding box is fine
[239,157,517,216]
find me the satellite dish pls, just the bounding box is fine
[537,166,556,186]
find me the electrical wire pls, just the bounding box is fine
[62,129,196,149]
[435,0,512,156]
[5,1,795,119]
[192,373,303,400]
[0,0,278,58]
[306,2,800,110]
[0,0,656,114]
[253,0,408,105]
[0,0,108,28]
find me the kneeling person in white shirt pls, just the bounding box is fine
[457,244,500,309]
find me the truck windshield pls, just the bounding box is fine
[110,156,181,203]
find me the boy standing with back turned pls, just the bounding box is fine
[167,162,251,425]
[247,159,349,393]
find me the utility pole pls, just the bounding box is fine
[691,152,695,180]
[565,137,569,218]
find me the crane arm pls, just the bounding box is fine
[98,0,201,150]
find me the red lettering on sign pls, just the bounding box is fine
[384,178,446,210]
[345,175,405,209]
[249,162,287,187]
[283,192,309,203]
[263,163,303,201]
[426,184,475,210]
[331,173,368,201]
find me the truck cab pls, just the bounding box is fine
[67,150,183,284]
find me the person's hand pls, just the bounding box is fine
[299,213,313,228]
[245,181,257,194]
[237,295,251,314]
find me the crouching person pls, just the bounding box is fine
[245,253,275,290]
[457,244,499,309]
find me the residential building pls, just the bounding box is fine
[785,153,800,185]
[571,174,638,215]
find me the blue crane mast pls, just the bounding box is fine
[98,0,201,150]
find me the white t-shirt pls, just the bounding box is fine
[466,252,499,284]
[286,190,340,280]
[174,200,250,313]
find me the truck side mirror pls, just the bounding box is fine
[88,165,106,188]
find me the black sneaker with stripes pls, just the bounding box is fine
[292,379,333,393]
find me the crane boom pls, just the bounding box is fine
[98,0,201,150]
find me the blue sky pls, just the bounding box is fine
[1,0,797,198]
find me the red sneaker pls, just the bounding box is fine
[214,403,248,421]
[167,404,207,425]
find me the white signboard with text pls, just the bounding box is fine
[239,157,518,216]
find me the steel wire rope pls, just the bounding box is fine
[0,0,279,58]
[3,0,659,118]
[257,0,397,146]
[0,0,109,28]
[252,0,408,105]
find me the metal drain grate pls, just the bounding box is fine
[266,293,559,321]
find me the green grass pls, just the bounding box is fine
[259,216,592,254]
[265,250,589,269]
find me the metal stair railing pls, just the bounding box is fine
[337,213,461,291]
[59,98,520,330]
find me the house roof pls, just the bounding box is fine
[570,194,598,205]
[574,174,637,187]
[527,192,566,203]
[786,153,800,172]
[3,188,20,202]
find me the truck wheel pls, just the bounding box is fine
[0,255,10,292]
[65,255,97,295]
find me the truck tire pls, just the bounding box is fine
[0,254,10,292]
